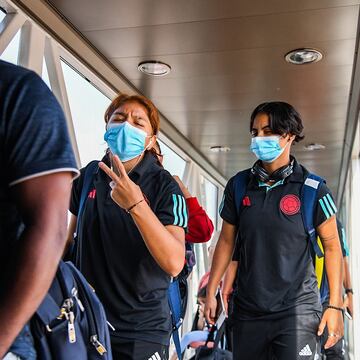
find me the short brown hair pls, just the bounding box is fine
[104,93,160,135]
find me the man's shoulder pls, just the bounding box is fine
[0,61,78,185]
[0,60,38,83]
[0,61,45,105]
[0,60,25,73]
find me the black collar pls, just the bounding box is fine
[129,151,159,182]
[286,158,307,183]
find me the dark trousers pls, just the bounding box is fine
[321,336,345,360]
[225,294,235,352]
[111,338,169,360]
[232,313,321,360]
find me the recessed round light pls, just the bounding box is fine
[304,143,326,151]
[285,48,323,65]
[210,146,231,153]
[138,61,171,76]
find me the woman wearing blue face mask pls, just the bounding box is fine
[204,102,344,360]
[66,94,187,360]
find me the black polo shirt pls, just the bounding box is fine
[221,158,337,319]
[70,152,188,345]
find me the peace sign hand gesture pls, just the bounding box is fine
[99,155,144,212]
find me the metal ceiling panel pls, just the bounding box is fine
[49,0,359,31]
[80,7,358,58]
[111,39,355,81]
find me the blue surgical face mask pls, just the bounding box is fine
[250,136,288,163]
[104,122,152,162]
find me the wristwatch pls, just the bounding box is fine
[345,288,353,295]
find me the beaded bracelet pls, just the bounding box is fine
[327,305,344,314]
[126,199,145,214]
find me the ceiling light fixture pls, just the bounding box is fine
[304,143,326,151]
[138,61,171,76]
[210,146,231,153]
[285,48,323,65]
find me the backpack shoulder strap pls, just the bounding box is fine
[67,161,98,266]
[36,293,62,327]
[301,173,325,258]
[168,279,183,359]
[36,261,76,326]
[314,237,330,302]
[75,161,99,236]
[233,169,251,217]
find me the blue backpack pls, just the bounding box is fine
[232,168,325,258]
[168,280,184,359]
[31,161,113,359]
[67,161,99,268]
[31,261,112,360]
[168,242,196,359]
[168,217,200,359]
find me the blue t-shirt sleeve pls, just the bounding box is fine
[219,177,237,225]
[3,68,78,185]
[314,183,337,228]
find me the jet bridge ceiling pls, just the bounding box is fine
[47,0,360,195]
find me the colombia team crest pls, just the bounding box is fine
[280,194,301,215]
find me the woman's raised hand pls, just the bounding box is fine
[99,155,144,211]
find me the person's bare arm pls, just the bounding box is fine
[131,209,185,277]
[205,221,237,324]
[222,260,239,314]
[317,216,344,349]
[0,172,73,357]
